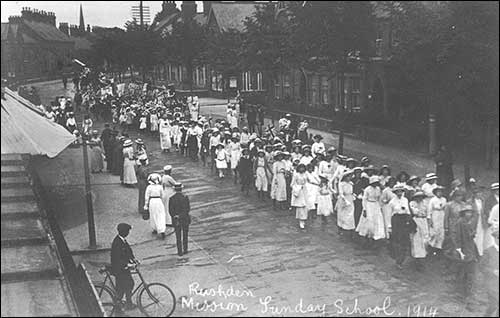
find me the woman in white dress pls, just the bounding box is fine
[122,140,137,186]
[356,176,385,245]
[317,176,333,223]
[271,152,287,210]
[254,150,270,199]
[305,164,320,213]
[409,191,430,271]
[380,177,397,239]
[228,137,241,183]
[150,111,159,134]
[292,164,308,229]
[428,185,447,253]
[161,165,176,227]
[144,173,166,239]
[336,170,356,234]
[159,116,172,152]
[215,143,228,178]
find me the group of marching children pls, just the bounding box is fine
[199,115,499,282]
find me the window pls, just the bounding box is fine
[216,74,223,91]
[311,75,319,106]
[274,75,281,99]
[320,76,329,104]
[283,73,291,98]
[256,72,263,91]
[391,29,400,48]
[242,71,251,91]
[211,73,217,91]
[346,75,361,112]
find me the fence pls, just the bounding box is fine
[29,160,106,317]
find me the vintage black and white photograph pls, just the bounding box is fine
[1,1,498,317]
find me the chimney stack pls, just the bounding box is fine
[59,22,69,36]
[181,1,197,21]
[203,1,212,16]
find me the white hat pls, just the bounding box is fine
[393,184,406,192]
[492,182,499,190]
[369,175,380,185]
[163,165,172,171]
[147,173,161,184]
[425,173,438,181]
[123,139,133,147]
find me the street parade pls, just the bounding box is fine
[1,1,498,317]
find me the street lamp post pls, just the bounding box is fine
[82,137,97,249]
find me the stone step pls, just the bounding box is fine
[1,202,39,220]
[1,218,48,247]
[1,245,60,282]
[1,176,30,188]
[1,187,36,202]
[1,165,28,178]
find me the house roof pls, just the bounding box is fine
[1,23,9,41]
[209,3,262,32]
[23,20,73,42]
[71,35,93,51]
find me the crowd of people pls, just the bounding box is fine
[30,68,499,314]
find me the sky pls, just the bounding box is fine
[1,1,203,28]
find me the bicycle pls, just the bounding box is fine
[94,262,176,317]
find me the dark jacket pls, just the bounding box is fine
[169,192,191,223]
[111,235,135,275]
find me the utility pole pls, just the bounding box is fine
[140,0,144,30]
[82,138,97,249]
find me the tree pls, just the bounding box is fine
[167,19,207,92]
[287,1,376,153]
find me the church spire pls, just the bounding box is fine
[79,3,85,31]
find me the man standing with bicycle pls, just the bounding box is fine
[169,183,191,256]
[111,223,138,311]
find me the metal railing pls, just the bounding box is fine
[29,160,106,317]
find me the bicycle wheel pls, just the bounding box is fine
[138,283,176,317]
[94,284,117,317]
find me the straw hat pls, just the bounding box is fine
[163,165,172,171]
[491,182,499,191]
[432,185,445,195]
[425,173,438,181]
[393,184,406,193]
[123,139,133,147]
[408,175,421,183]
[412,191,426,200]
[369,176,380,185]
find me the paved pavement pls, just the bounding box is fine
[30,80,495,317]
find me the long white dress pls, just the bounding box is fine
[228,142,241,170]
[317,184,333,216]
[271,161,287,202]
[150,114,159,132]
[145,184,166,234]
[254,157,268,191]
[162,174,176,226]
[291,172,308,220]
[356,186,385,240]
[305,170,320,210]
[122,147,137,184]
[409,200,429,258]
[472,197,493,256]
[159,119,172,150]
[380,187,397,238]
[336,181,355,230]
[215,148,228,169]
[428,196,447,249]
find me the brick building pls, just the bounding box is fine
[1,8,74,81]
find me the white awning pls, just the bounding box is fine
[1,88,75,158]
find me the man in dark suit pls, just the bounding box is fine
[169,183,191,256]
[111,223,137,311]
